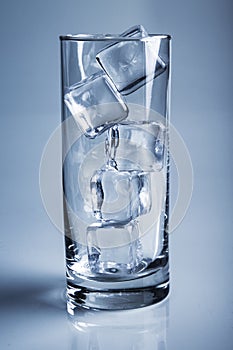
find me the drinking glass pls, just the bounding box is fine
[60,31,171,312]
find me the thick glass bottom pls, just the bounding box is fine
[66,272,169,313]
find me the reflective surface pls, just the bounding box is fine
[69,300,169,350]
[0,271,169,350]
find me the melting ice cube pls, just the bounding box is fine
[87,220,143,276]
[96,25,167,95]
[64,72,128,138]
[90,165,151,223]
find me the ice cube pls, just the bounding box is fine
[120,24,148,38]
[87,220,143,276]
[105,122,165,172]
[77,25,147,80]
[90,165,151,222]
[64,72,128,138]
[96,26,167,95]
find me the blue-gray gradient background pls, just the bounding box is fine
[0,0,232,349]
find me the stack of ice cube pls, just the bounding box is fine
[64,24,167,138]
[64,25,167,275]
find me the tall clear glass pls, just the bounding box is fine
[60,32,171,312]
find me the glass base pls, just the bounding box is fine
[66,278,169,313]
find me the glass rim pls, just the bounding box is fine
[59,33,171,41]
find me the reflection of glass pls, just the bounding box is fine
[69,299,169,350]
